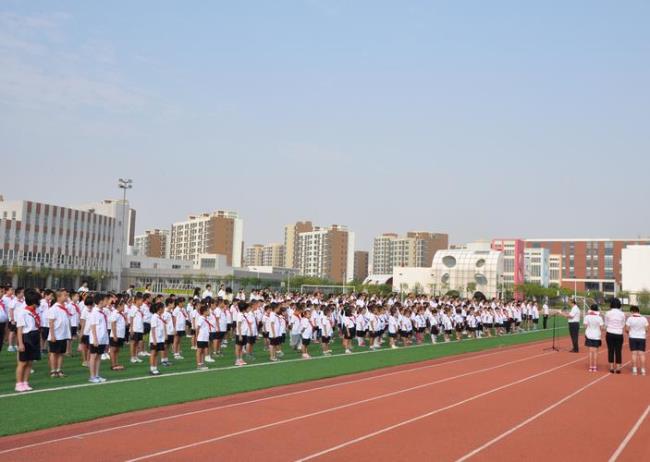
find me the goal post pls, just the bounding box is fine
[300,284,355,295]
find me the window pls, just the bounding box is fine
[130,261,141,269]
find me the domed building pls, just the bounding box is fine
[431,248,504,299]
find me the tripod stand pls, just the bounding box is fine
[544,312,560,352]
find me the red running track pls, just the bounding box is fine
[0,338,646,462]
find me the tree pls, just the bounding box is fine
[466,282,477,297]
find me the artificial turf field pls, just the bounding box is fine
[0,320,568,437]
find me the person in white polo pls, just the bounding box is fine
[626,305,648,376]
[604,298,626,374]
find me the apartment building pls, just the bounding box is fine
[526,238,650,294]
[262,243,285,267]
[372,231,448,275]
[170,211,243,267]
[296,224,355,283]
[134,229,170,259]
[353,250,369,282]
[283,221,314,269]
[244,244,264,267]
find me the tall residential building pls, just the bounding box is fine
[0,197,132,290]
[244,244,264,267]
[134,229,170,259]
[525,238,650,294]
[549,254,562,286]
[372,231,448,275]
[296,224,355,283]
[170,211,243,267]
[353,250,369,282]
[262,243,285,267]
[284,221,314,269]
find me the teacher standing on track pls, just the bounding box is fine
[563,300,582,353]
[604,298,626,374]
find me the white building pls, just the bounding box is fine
[170,211,243,267]
[622,245,650,304]
[392,267,435,294]
[524,247,550,288]
[372,232,448,275]
[431,248,504,299]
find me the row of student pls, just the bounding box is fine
[582,298,648,375]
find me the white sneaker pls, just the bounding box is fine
[345,349,352,354]
[174,354,184,360]
[7,345,16,352]
[197,364,208,371]
[642,369,647,376]
[204,356,215,363]
[632,368,638,376]
[302,353,311,359]
[190,346,197,350]
[101,353,110,360]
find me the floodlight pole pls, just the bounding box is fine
[117,178,133,292]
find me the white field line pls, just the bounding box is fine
[294,355,587,462]
[0,327,562,399]
[0,340,547,455]
[125,350,557,462]
[608,404,650,462]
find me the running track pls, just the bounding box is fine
[0,339,647,461]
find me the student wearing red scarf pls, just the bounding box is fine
[15,289,42,392]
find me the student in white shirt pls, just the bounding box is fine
[88,294,110,383]
[195,304,210,370]
[626,305,648,376]
[542,303,550,329]
[300,307,314,359]
[3,286,18,351]
[202,284,214,300]
[47,289,71,378]
[129,294,145,363]
[14,289,42,392]
[320,306,333,355]
[235,301,251,366]
[66,292,81,355]
[583,305,604,372]
[109,298,127,371]
[172,298,187,359]
[162,298,175,366]
[148,302,165,376]
[0,286,8,353]
[605,298,626,374]
[213,298,228,357]
[561,301,582,353]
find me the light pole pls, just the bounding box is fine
[117,178,133,292]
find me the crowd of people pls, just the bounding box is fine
[0,283,647,392]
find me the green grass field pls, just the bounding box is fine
[0,320,568,437]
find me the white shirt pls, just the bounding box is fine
[605,309,626,335]
[202,290,214,299]
[543,304,550,315]
[149,313,165,344]
[300,317,313,339]
[626,314,648,339]
[129,305,144,333]
[196,316,210,342]
[236,312,251,336]
[172,306,187,331]
[89,307,109,345]
[47,303,71,341]
[568,305,581,323]
[109,310,127,338]
[0,297,8,323]
[16,306,39,334]
[583,312,604,340]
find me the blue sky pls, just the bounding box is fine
[1,1,649,250]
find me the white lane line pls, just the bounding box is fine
[455,369,619,461]
[608,404,650,462]
[0,340,545,455]
[0,327,560,399]
[294,355,586,462]
[124,351,555,462]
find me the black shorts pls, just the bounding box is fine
[215,331,226,340]
[197,341,209,349]
[585,338,602,348]
[417,327,425,333]
[228,322,235,331]
[71,326,78,337]
[209,332,217,341]
[302,338,311,346]
[109,337,125,348]
[235,336,247,346]
[533,319,539,324]
[40,327,49,342]
[81,334,90,345]
[455,325,463,332]
[262,332,269,339]
[19,331,41,362]
[166,335,174,345]
[9,322,17,332]
[270,337,282,346]
[90,344,107,355]
[445,329,452,335]
[48,339,67,354]
[246,335,257,345]
[131,332,144,342]
[176,330,186,337]
[344,328,355,340]
[388,332,397,338]
[150,342,165,352]
[321,336,331,344]
[356,330,366,338]
[369,331,377,338]
[485,323,494,328]
[189,329,196,336]
[431,326,440,335]
[143,323,151,334]
[629,338,646,352]
[281,334,286,343]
